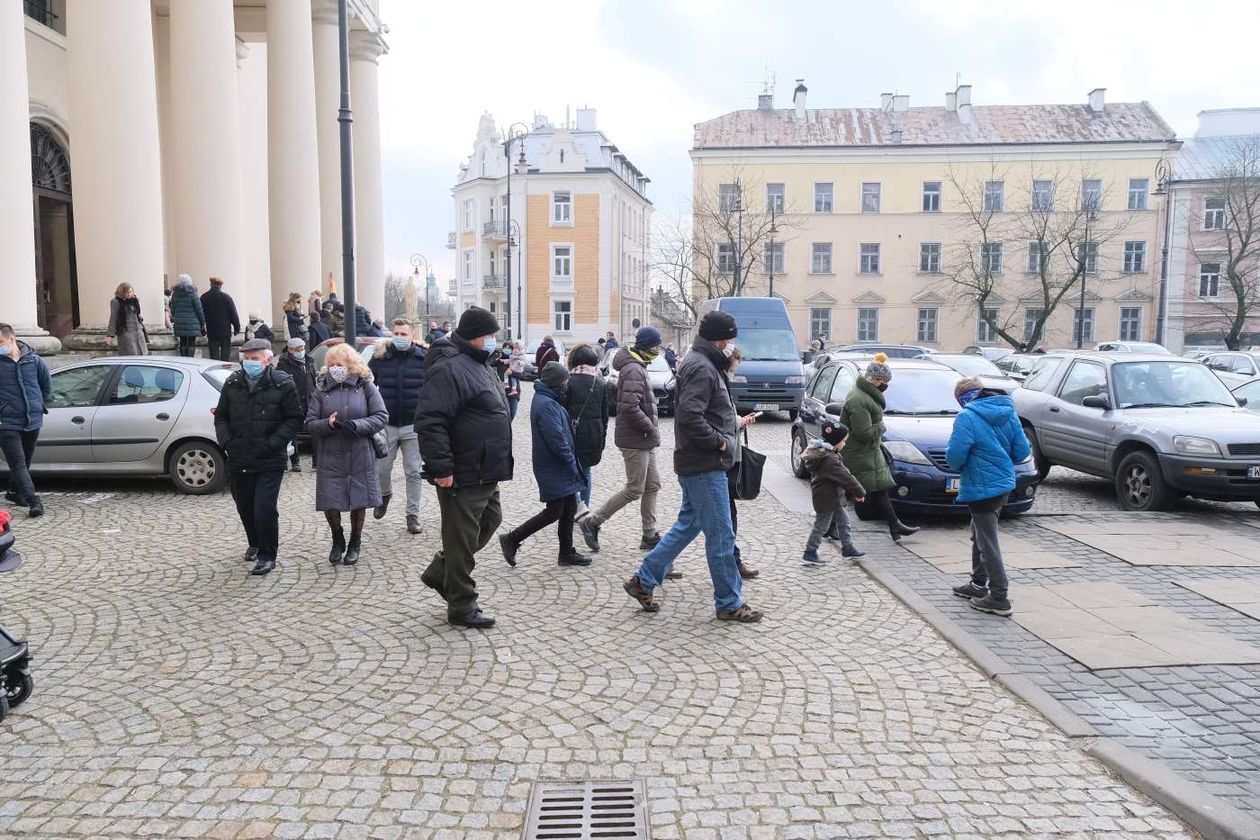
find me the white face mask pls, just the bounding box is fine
[720,344,736,359]
[328,365,349,383]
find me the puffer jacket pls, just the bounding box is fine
[840,376,895,493]
[414,333,513,487]
[802,440,866,514]
[531,383,584,502]
[565,369,609,467]
[0,342,51,432]
[611,348,659,450]
[368,340,427,426]
[213,367,304,473]
[946,393,1031,503]
[672,338,737,476]
[169,281,206,337]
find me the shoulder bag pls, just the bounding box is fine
[734,427,766,500]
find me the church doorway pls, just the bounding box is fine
[31,124,77,339]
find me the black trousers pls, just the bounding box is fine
[177,335,197,357]
[230,470,284,561]
[0,429,40,504]
[867,489,904,527]
[507,495,577,554]
[207,334,231,361]
[726,467,741,562]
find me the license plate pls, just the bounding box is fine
[1249,466,1260,480]
[754,403,779,412]
[946,478,961,494]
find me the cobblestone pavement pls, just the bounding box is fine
[0,403,1194,838]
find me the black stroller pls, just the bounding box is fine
[0,512,33,722]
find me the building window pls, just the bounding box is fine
[981,242,1003,274]
[1119,307,1142,341]
[917,308,938,343]
[764,242,784,274]
[553,300,572,332]
[809,308,832,340]
[977,308,1000,343]
[718,182,741,214]
[766,183,785,214]
[462,249,473,280]
[1027,241,1047,273]
[1076,241,1099,275]
[814,182,833,213]
[1081,179,1102,212]
[552,191,572,224]
[859,243,881,274]
[811,243,833,274]
[1123,241,1146,273]
[462,199,475,232]
[861,182,881,213]
[1199,262,1221,297]
[983,180,1004,213]
[1073,307,1095,345]
[857,308,879,342]
[552,245,572,279]
[1128,179,1149,211]
[1031,180,1053,212]
[922,181,941,212]
[1204,197,1226,230]
[1024,308,1044,342]
[716,243,736,274]
[919,243,941,273]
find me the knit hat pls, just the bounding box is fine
[456,306,499,340]
[540,361,570,389]
[240,338,272,353]
[821,420,849,446]
[698,310,738,341]
[286,337,306,350]
[865,352,892,382]
[634,325,662,351]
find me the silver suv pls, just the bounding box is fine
[1013,353,1260,511]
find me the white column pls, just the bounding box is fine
[351,31,388,319]
[168,0,245,292]
[312,1,342,298]
[65,0,166,346]
[266,0,322,327]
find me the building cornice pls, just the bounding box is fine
[690,140,1181,165]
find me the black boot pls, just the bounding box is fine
[343,534,361,566]
[889,520,919,543]
[558,548,592,567]
[328,526,346,564]
[373,494,391,520]
[250,555,275,576]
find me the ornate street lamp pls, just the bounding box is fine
[410,253,430,326]
[1153,158,1174,345]
[503,123,530,340]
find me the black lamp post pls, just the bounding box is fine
[768,204,779,298]
[503,123,529,341]
[336,0,357,345]
[1076,206,1098,350]
[733,177,744,295]
[1154,159,1173,346]
[410,253,430,325]
[509,219,522,339]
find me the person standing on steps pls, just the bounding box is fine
[368,319,427,535]
[564,342,609,518]
[169,274,206,357]
[498,362,591,569]
[200,276,241,361]
[244,311,275,343]
[801,420,866,565]
[0,324,51,519]
[214,339,304,576]
[276,337,317,472]
[622,310,764,623]
[946,376,1031,617]
[841,353,920,544]
[107,283,148,356]
[414,307,512,630]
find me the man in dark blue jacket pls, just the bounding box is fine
[368,319,427,534]
[0,325,52,518]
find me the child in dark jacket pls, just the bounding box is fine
[801,419,866,565]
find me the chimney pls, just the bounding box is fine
[956,84,972,126]
[880,92,893,110]
[1087,87,1106,115]
[757,92,774,111]
[890,127,903,145]
[892,94,909,113]
[793,79,807,122]
[575,107,597,131]
[945,91,957,111]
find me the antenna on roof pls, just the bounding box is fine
[762,63,776,96]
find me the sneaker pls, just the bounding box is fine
[558,550,593,567]
[716,604,764,623]
[499,534,519,568]
[841,544,865,558]
[953,582,988,600]
[623,575,659,612]
[969,594,1012,617]
[639,532,661,550]
[579,517,601,552]
[801,551,824,566]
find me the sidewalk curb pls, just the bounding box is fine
[855,555,1260,840]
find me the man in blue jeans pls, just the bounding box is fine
[623,310,764,623]
[0,324,51,519]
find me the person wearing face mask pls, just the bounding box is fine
[367,319,428,535]
[840,353,920,544]
[307,344,389,567]
[243,311,275,343]
[214,339,304,576]
[0,324,52,518]
[622,310,764,623]
[276,337,318,472]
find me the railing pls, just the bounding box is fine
[482,220,508,238]
[446,232,456,249]
[482,274,506,290]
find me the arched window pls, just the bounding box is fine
[31,125,71,195]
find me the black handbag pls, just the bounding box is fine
[734,428,766,500]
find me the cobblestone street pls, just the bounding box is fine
[0,401,1201,838]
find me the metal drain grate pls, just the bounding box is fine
[523,779,649,839]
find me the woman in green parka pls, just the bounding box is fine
[841,353,920,543]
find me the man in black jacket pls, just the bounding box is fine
[414,307,511,629]
[200,277,241,361]
[214,338,304,576]
[275,337,317,471]
[369,318,427,534]
[623,310,763,623]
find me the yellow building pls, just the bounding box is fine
[691,84,1180,350]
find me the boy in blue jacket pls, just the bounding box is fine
[945,377,1031,617]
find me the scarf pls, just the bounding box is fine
[114,296,141,335]
[570,364,599,377]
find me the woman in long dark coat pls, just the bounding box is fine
[306,343,388,566]
[106,283,148,355]
[564,342,609,512]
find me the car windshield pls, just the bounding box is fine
[201,365,236,392]
[1112,361,1238,408]
[733,329,800,361]
[1118,342,1171,354]
[940,355,1002,377]
[1004,355,1040,374]
[883,368,963,415]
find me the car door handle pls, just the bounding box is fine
[156,413,170,421]
[1048,406,1060,413]
[71,416,85,424]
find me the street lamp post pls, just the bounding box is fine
[768,203,779,298]
[1154,159,1173,346]
[503,123,529,341]
[409,253,430,326]
[733,177,744,295]
[1076,207,1098,350]
[336,0,357,345]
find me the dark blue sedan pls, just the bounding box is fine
[789,358,1040,518]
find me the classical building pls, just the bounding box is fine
[450,109,651,345]
[691,83,1180,350]
[1163,108,1260,352]
[6,0,388,354]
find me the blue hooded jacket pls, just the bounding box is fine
[945,393,1031,503]
[529,383,583,502]
[0,341,51,432]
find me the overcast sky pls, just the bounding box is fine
[377,0,1260,283]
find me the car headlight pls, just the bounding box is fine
[883,441,932,465]
[784,375,804,385]
[1173,435,1221,456]
[729,374,747,383]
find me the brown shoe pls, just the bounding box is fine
[406,514,423,535]
[717,604,764,623]
[738,562,759,580]
[623,576,659,612]
[665,569,683,580]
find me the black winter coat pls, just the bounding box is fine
[308,319,332,347]
[284,310,307,340]
[213,367,304,473]
[368,341,427,427]
[414,333,513,487]
[200,286,241,338]
[275,351,317,409]
[672,338,738,476]
[565,372,609,468]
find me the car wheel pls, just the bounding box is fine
[853,499,876,521]
[790,430,808,478]
[169,441,227,495]
[1115,451,1175,512]
[1025,425,1052,480]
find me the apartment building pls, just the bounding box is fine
[449,109,651,344]
[691,84,1180,350]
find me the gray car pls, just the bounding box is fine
[2,356,236,494]
[1014,352,1260,511]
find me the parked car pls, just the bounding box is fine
[698,297,805,419]
[962,345,1014,363]
[1183,349,1215,361]
[1202,351,1260,386]
[1014,352,1260,511]
[834,343,934,359]
[0,356,236,494]
[1094,340,1173,354]
[917,353,1018,393]
[1234,379,1260,410]
[994,352,1053,381]
[789,357,1040,518]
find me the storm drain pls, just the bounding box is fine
[523,779,649,839]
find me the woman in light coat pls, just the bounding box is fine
[107,283,148,355]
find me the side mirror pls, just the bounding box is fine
[1238,397,1249,407]
[824,402,844,417]
[1082,394,1111,410]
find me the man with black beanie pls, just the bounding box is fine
[622,309,764,623]
[414,306,511,629]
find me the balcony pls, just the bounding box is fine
[446,232,456,249]
[482,273,506,290]
[482,220,508,240]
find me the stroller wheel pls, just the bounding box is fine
[0,689,8,723]
[3,668,33,709]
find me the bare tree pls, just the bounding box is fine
[383,272,407,323]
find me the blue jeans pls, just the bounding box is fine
[579,465,592,505]
[635,470,743,613]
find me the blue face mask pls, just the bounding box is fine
[957,388,982,407]
[392,336,410,350]
[242,360,265,378]
[0,345,11,357]
[482,337,497,355]
[292,351,305,361]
